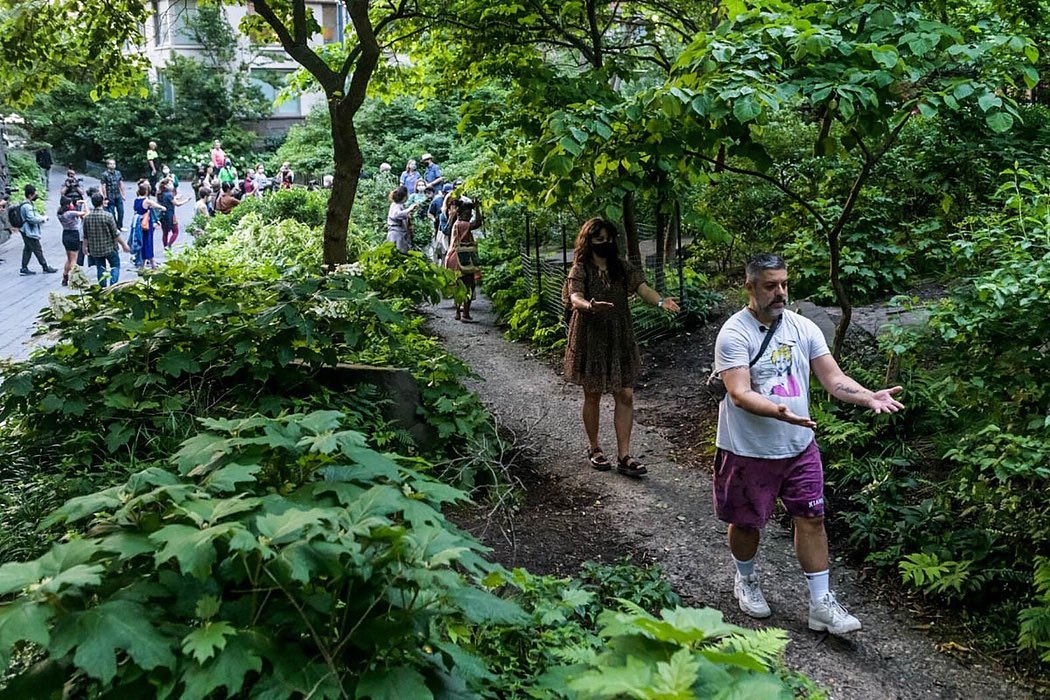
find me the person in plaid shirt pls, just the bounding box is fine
[83,192,129,287]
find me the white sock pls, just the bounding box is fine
[734,557,755,578]
[805,570,830,603]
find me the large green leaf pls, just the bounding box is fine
[356,666,433,700]
[255,506,335,544]
[181,621,236,664]
[180,634,263,700]
[0,599,53,655]
[985,111,1014,133]
[150,524,238,579]
[449,587,528,625]
[50,600,174,683]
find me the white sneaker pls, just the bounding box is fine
[809,591,861,634]
[734,572,771,618]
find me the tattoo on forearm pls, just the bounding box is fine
[835,382,861,396]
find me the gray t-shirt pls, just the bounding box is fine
[714,308,830,459]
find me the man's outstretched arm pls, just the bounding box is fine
[811,354,904,414]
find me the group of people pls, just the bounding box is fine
[2,137,301,285]
[562,220,905,636]
[384,153,483,321]
[190,139,295,211]
[0,181,128,287]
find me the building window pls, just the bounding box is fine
[168,0,200,46]
[321,4,342,44]
[251,70,301,117]
[150,0,162,45]
[157,73,176,105]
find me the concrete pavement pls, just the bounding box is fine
[0,167,197,361]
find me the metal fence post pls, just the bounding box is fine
[534,213,543,297]
[561,221,568,272]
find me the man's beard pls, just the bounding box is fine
[763,296,788,316]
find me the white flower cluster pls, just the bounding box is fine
[308,298,355,319]
[334,262,364,277]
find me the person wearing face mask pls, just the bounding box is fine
[563,217,680,477]
[710,252,905,635]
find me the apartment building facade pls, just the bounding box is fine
[142,0,347,134]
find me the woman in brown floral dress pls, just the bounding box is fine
[564,218,680,477]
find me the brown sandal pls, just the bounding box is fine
[616,455,647,477]
[588,447,612,471]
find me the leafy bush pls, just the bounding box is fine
[561,604,803,698]
[0,412,818,698]
[358,243,465,306]
[22,50,268,177]
[6,151,41,196]
[0,412,508,698]
[818,166,1050,670]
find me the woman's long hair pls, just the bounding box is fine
[573,217,625,280]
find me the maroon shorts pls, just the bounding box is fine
[712,440,825,529]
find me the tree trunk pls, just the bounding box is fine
[323,98,363,268]
[828,227,852,358]
[622,191,641,266]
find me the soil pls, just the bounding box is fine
[430,296,1034,700]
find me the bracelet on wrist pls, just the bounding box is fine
[657,297,665,308]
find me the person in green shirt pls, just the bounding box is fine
[218,159,237,187]
[161,164,180,190]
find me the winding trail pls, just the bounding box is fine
[430,295,1029,700]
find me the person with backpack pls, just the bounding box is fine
[61,170,85,201]
[562,217,678,476]
[13,184,58,276]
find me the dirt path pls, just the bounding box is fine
[430,296,1030,700]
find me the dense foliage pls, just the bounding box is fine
[815,165,1050,669]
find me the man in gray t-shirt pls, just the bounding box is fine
[711,252,905,635]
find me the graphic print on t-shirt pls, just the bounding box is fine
[756,341,802,398]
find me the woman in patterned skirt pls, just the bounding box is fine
[563,218,680,477]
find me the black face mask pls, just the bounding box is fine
[593,241,617,259]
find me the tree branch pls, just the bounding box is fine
[848,127,873,163]
[523,0,598,67]
[253,0,339,92]
[586,0,604,68]
[689,150,829,231]
[292,0,307,45]
[343,0,381,111]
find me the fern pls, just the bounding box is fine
[899,553,978,598]
[1019,558,1050,662]
[713,628,790,669]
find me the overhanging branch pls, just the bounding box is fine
[689,150,829,231]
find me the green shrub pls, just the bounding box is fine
[6,151,41,196]
[0,412,509,698]
[818,165,1050,670]
[0,412,819,698]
